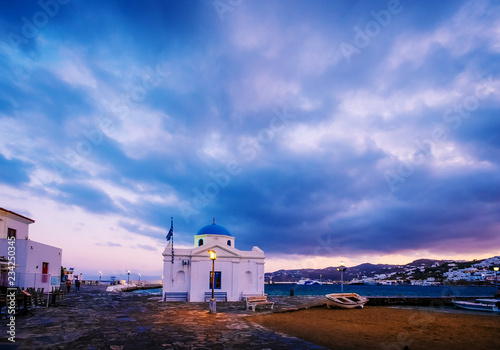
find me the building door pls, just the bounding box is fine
[42,262,49,283]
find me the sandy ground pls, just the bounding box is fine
[249,306,500,350]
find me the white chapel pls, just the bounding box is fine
[162,219,265,302]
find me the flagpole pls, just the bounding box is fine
[171,217,174,264]
[170,217,174,286]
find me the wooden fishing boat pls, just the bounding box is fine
[325,293,368,309]
[452,298,500,313]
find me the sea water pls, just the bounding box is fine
[265,284,497,297]
[132,284,497,297]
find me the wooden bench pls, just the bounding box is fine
[204,291,227,302]
[164,292,188,301]
[246,296,274,312]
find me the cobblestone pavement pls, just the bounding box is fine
[0,286,327,349]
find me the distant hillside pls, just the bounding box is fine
[265,258,456,282]
[409,259,446,266]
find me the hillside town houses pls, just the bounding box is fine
[443,257,500,283]
[353,256,500,286]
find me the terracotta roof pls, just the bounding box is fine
[0,207,35,223]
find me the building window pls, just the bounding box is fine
[198,239,204,246]
[209,271,221,289]
[7,228,16,239]
[227,240,231,246]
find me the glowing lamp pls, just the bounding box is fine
[209,250,217,260]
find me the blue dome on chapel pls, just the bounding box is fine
[197,222,232,236]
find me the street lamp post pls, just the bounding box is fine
[208,250,217,314]
[494,267,499,292]
[99,271,102,285]
[337,261,347,293]
[127,270,130,285]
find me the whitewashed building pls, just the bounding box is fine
[0,207,62,290]
[162,220,265,302]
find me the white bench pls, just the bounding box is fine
[164,292,188,301]
[246,296,274,312]
[204,291,227,302]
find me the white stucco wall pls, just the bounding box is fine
[163,257,190,292]
[23,240,62,277]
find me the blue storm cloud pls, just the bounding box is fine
[54,182,118,214]
[0,154,32,185]
[1,0,499,260]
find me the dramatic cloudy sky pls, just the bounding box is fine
[1,0,499,278]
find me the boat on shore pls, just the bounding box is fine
[296,278,323,285]
[452,298,500,312]
[325,293,368,309]
[362,278,380,286]
[348,277,380,286]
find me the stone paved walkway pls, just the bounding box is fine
[0,286,327,349]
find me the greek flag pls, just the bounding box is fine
[167,217,174,264]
